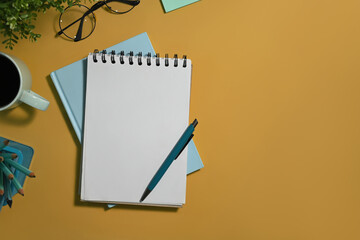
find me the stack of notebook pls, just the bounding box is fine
[50,33,203,207]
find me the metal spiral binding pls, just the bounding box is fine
[92,50,188,67]
[183,55,187,67]
[138,52,142,65]
[120,51,125,64]
[129,51,134,65]
[174,54,178,67]
[156,53,160,66]
[101,50,107,63]
[111,50,116,64]
[147,52,151,66]
[93,49,99,62]
[165,54,169,67]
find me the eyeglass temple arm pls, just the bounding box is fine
[57,11,93,36]
[76,1,110,41]
[57,1,105,38]
[75,0,140,41]
[111,0,140,6]
[57,17,81,36]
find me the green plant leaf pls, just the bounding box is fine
[0,0,95,49]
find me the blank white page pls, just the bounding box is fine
[81,53,191,206]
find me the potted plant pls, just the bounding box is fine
[0,0,83,49]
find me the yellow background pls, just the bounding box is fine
[1,0,360,239]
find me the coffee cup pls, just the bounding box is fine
[0,52,49,111]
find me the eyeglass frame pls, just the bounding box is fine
[57,0,140,42]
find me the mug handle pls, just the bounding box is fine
[20,90,50,111]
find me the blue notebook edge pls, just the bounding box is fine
[51,71,82,139]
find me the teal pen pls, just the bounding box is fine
[4,157,36,178]
[0,161,14,179]
[0,152,17,159]
[140,119,198,202]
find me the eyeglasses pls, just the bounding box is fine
[57,0,140,42]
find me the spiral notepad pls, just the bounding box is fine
[81,50,192,207]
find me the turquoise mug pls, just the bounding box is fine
[0,52,49,111]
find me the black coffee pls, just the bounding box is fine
[0,55,20,107]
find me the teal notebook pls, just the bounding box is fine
[50,33,203,174]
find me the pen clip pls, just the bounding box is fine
[175,134,194,160]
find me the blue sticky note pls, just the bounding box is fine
[161,0,200,12]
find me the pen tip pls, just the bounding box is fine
[29,172,36,178]
[192,119,198,128]
[7,199,12,208]
[140,188,152,203]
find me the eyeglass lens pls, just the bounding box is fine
[58,0,140,41]
[59,5,96,41]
